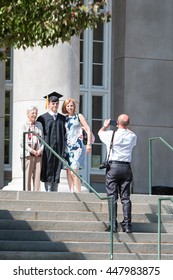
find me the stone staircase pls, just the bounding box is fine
[0,190,173,260]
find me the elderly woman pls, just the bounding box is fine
[19,106,44,191]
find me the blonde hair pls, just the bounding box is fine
[62,98,76,114]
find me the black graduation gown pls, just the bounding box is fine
[37,112,66,183]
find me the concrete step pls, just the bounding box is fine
[0,210,173,223]
[0,200,173,214]
[0,230,173,243]
[0,190,171,204]
[0,219,172,233]
[1,251,173,260]
[1,190,173,215]
[0,190,173,260]
[0,219,105,231]
[0,251,83,260]
[79,253,173,260]
[0,241,173,260]
[0,200,103,212]
[0,240,173,256]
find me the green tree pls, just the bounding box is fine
[0,0,111,60]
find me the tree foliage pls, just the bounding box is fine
[0,0,111,60]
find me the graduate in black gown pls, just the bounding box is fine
[37,92,66,191]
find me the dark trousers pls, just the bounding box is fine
[105,162,133,230]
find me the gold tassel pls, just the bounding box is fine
[45,95,49,109]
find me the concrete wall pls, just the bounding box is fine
[113,0,173,193]
[0,60,5,188]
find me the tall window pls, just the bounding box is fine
[4,91,12,164]
[92,24,104,86]
[92,96,103,167]
[5,48,12,81]
[80,0,112,174]
[5,48,13,167]
[80,32,84,85]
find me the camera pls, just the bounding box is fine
[110,120,117,126]
[99,161,109,170]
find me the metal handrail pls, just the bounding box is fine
[23,131,114,260]
[149,137,173,195]
[149,137,173,259]
[158,197,173,260]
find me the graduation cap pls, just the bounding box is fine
[44,91,63,109]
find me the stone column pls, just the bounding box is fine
[5,37,80,191]
[0,60,5,189]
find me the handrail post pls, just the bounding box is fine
[158,198,161,260]
[149,138,152,195]
[110,196,113,260]
[23,132,26,191]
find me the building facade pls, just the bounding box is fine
[1,0,173,193]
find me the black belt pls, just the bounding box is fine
[109,160,130,165]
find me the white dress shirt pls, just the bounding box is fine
[98,128,137,162]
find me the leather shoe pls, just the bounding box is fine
[122,227,132,233]
[121,223,132,233]
[124,228,132,233]
[105,226,117,233]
